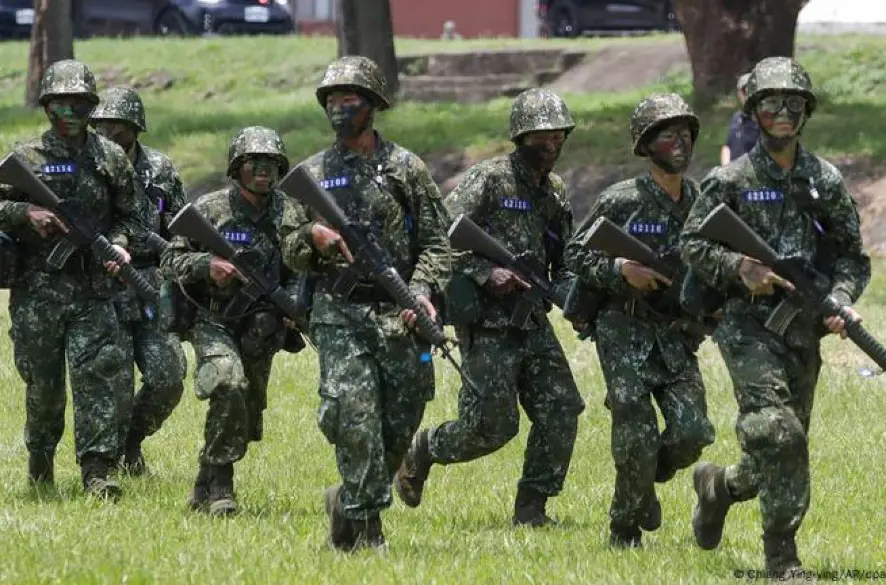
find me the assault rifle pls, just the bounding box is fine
[447,213,567,328]
[279,164,475,387]
[698,202,886,370]
[0,152,158,304]
[571,215,715,338]
[168,203,304,323]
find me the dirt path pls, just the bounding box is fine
[548,40,689,93]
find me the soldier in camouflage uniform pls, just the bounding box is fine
[0,60,146,500]
[394,88,585,527]
[90,87,187,475]
[279,56,451,550]
[680,57,870,577]
[162,126,302,516]
[564,94,715,547]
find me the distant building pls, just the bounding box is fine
[290,0,539,38]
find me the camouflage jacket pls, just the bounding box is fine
[128,142,186,264]
[446,151,574,330]
[162,184,299,327]
[680,142,871,347]
[0,129,146,301]
[566,172,702,364]
[280,134,451,330]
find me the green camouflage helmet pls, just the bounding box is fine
[91,87,147,132]
[39,59,99,106]
[227,126,289,177]
[509,88,575,142]
[737,72,751,92]
[743,56,816,116]
[316,56,391,111]
[630,93,700,156]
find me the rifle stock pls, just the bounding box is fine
[697,204,778,266]
[0,152,159,305]
[697,202,886,370]
[584,216,674,277]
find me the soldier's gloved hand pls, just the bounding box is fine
[209,257,243,287]
[401,294,437,330]
[738,256,795,296]
[311,222,355,263]
[103,245,131,276]
[619,259,672,292]
[824,306,862,339]
[25,205,67,239]
[483,267,531,297]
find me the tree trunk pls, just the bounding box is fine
[25,0,74,108]
[673,0,806,105]
[335,0,399,102]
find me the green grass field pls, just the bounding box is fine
[1,32,886,584]
[1,273,885,584]
[2,33,886,191]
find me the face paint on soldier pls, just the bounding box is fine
[94,120,138,154]
[646,120,693,174]
[238,155,280,195]
[755,93,807,151]
[517,130,566,174]
[45,97,94,139]
[325,91,372,139]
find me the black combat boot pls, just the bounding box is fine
[187,463,213,511]
[691,462,733,550]
[207,463,238,517]
[28,452,54,487]
[763,531,802,581]
[394,429,432,508]
[324,485,356,551]
[513,487,557,527]
[352,515,387,551]
[81,455,122,501]
[639,494,662,532]
[121,430,148,477]
[610,524,642,548]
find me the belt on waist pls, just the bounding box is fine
[607,296,714,336]
[316,278,391,304]
[606,296,679,324]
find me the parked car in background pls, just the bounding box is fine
[538,0,678,37]
[0,0,35,39]
[0,0,293,40]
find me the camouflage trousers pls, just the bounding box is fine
[9,291,128,462]
[596,311,715,531]
[313,323,434,521]
[718,334,821,536]
[117,314,187,449]
[191,319,274,466]
[428,324,585,496]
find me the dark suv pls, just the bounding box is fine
[0,0,293,39]
[539,0,678,37]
